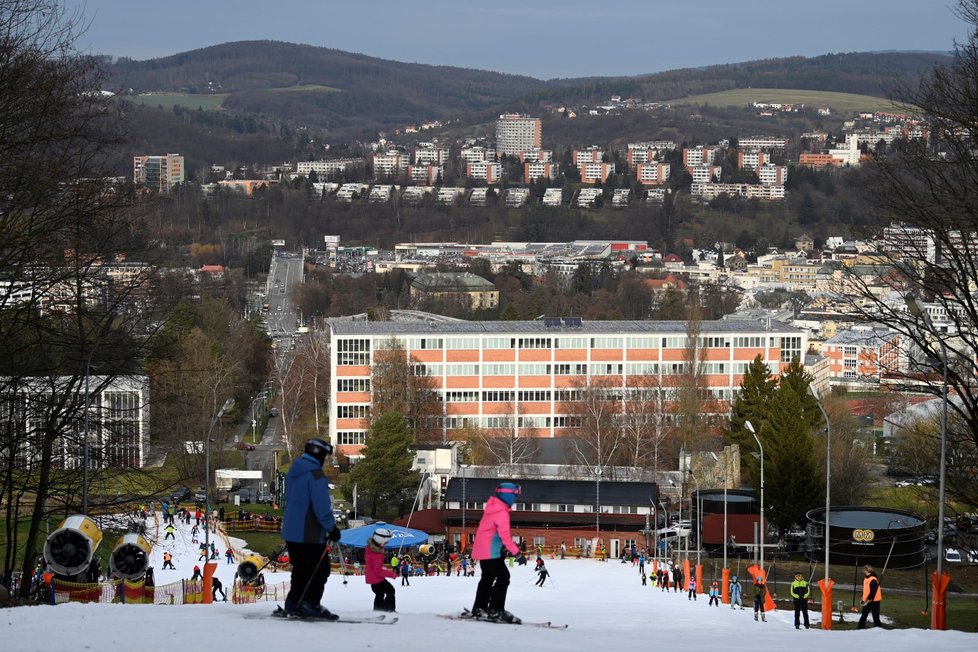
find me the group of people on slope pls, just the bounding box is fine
[279,437,527,622]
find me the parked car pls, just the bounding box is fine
[256,490,273,504]
[234,441,256,451]
[216,490,229,504]
[237,488,255,504]
[170,486,192,503]
[946,548,963,563]
[193,487,207,502]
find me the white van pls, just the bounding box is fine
[945,548,962,563]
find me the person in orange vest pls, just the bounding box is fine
[857,564,883,629]
[162,551,175,570]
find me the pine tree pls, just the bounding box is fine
[349,412,419,517]
[763,385,822,534]
[728,355,777,485]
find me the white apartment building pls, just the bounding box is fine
[297,158,361,177]
[881,222,937,264]
[373,151,408,178]
[829,134,861,166]
[495,114,541,157]
[580,161,615,184]
[415,146,450,166]
[738,136,789,151]
[408,164,443,184]
[756,164,788,186]
[133,153,184,193]
[682,146,719,168]
[520,149,554,163]
[2,375,151,468]
[635,162,671,185]
[627,141,677,167]
[461,146,495,163]
[688,164,722,183]
[738,150,768,170]
[691,182,786,200]
[466,161,502,184]
[572,146,604,166]
[524,161,557,183]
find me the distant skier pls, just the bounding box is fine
[400,559,411,586]
[730,575,744,609]
[226,549,234,565]
[687,576,697,600]
[535,561,549,587]
[212,576,226,602]
[164,524,175,540]
[162,552,175,570]
[465,482,523,623]
[191,565,202,581]
[753,578,768,622]
[364,528,397,612]
[708,581,720,606]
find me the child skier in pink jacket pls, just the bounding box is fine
[364,528,398,612]
[467,482,523,623]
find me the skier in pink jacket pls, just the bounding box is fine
[364,528,398,612]
[467,482,523,623]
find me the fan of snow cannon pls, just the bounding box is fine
[109,533,152,580]
[237,553,264,584]
[43,515,103,577]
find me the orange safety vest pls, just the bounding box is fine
[164,553,172,562]
[862,575,882,602]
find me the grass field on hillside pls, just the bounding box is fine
[270,84,340,93]
[673,88,913,114]
[129,93,228,111]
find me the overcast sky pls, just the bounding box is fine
[69,0,964,79]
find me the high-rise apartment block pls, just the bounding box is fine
[133,153,184,193]
[495,114,541,157]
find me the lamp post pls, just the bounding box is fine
[205,398,235,555]
[460,464,468,552]
[744,420,763,570]
[594,467,603,555]
[905,293,949,630]
[669,478,686,561]
[658,500,668,562]
[710,451,728,570]
[807,386,832,584]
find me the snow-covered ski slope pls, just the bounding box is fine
[5,512,977,652]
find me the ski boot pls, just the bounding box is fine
[761,613,767,622]
[488,609,521,624]
[754,612,758,621]
[461,607,487,620]
[297,601,339,621]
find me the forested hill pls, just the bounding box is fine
[107,42,952,147]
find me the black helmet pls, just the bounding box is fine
[304,438,333,465]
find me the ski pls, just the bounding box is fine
[438,610,567,629]
[249,607,397,625]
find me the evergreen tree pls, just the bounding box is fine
[348,412,419,517]
[763,385,822,534]
[728,355,777,485]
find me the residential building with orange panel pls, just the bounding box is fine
[328,319,805,457]
[495,114,541,157]
[579,161,615,184]
[822,327,900,384]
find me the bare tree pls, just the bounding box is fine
[370,338,443,443]
[839,0,978,516]
[561,377,626,478]
[622,374,670,481]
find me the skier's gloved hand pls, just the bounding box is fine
[328,527,342,542]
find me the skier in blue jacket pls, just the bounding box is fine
[280,438,341,620]
[729,575,744,609]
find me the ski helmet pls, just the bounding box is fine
[371,528,393,547]
[304,438,333,465]
[495,482,521,506]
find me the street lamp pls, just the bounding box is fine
[460,464,468,552]
[744,420,764,570]
[905,293,950,630]
[710,451,728,570]
[669,478,686,561]
[807,386,832,586]
[205,398,235,556]
[594,466,603,554]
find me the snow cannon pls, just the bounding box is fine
[109,532,152,580]
[43,514,103,577]
[237,554,264,584]
[418,544,434,556]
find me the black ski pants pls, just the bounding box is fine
[284,541,330,609]
[371,579,396,612]
[473,557,510,612]
[858,600,881,629]
[794,599,810,627]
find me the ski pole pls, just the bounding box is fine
[338,544,349,586]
